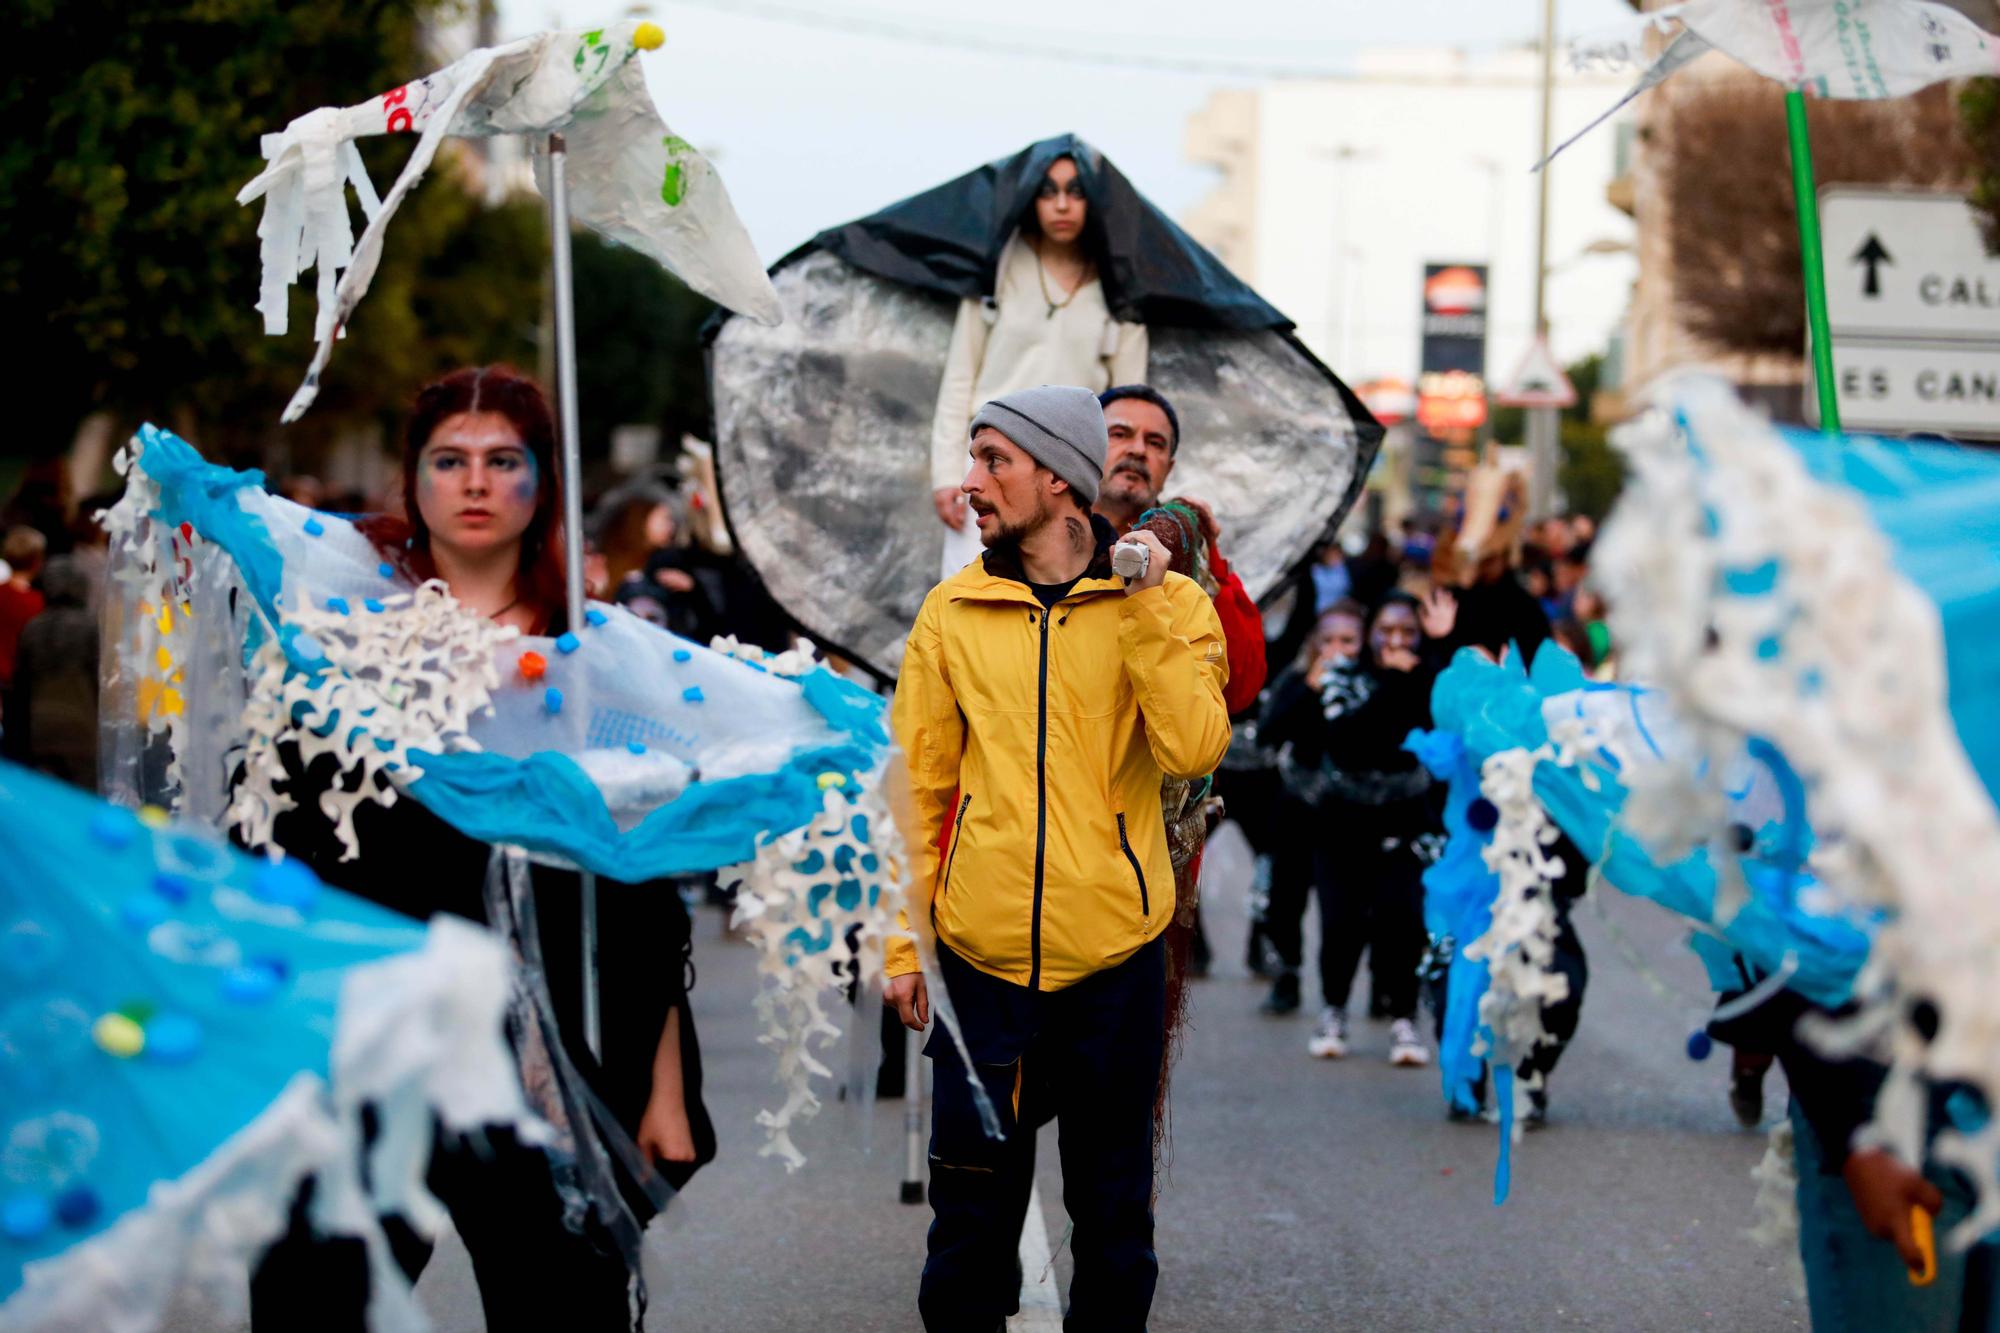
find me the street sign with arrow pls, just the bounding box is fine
[1807,187,2000,440]
[1819,188,2000,341]
[1851,232,1892,298]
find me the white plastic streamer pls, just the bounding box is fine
[1466,745,1572,1133]
[1596,376,2000,1248]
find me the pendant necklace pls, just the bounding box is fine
[1035,242,1086,320]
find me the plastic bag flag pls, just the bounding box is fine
[0,761,523,1332]
[238,21,782,421]
[1548,0,2000,165]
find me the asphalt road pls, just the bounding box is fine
[176,820,1810,1330]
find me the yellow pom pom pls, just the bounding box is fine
[137,805,171,830]
[93,1013,145,1058]
[817,771,846,790]
[633,21,665,50]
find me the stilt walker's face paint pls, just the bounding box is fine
[415,411,540,559]
[1033,156,1087,245]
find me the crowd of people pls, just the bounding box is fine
[13,126,1969,1333]
[1218,509,1610,1119]
[0,373,1626,1333]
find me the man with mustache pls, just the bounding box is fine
[885,383,1230,1331]
[1094,386,1267,718]
[1094,386,1270,991]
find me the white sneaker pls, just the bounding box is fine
[1307,1007,1349,1059]
[1388,1018,1431,1067]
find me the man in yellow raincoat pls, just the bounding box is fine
[884,383,1229,1331]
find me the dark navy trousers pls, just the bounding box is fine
[920,935,1165,1333]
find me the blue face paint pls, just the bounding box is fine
[513,448,540,506]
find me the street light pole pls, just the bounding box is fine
[1528,0,1561,519]
[1318,145,1370,371]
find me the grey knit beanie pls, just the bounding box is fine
[969,385,1107,505]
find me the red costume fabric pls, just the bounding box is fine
[1206,550,1266,716]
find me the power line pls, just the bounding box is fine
[662,0,1587,85]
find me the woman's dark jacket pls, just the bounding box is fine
[258,744,717,1202]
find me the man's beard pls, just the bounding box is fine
[974,494,1050,550]
[1099,462,1157,515]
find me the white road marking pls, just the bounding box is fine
[1008,1182,1062,1331]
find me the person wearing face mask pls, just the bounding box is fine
[1258,590,1457,1066]
[1255,603,1367,1017]
[928,153,1148,576]
[246,366,713,1331]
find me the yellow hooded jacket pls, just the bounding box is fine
[886,541,1231,991]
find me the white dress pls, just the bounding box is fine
[929,232,1148,575]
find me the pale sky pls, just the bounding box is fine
[499,0,1641,263]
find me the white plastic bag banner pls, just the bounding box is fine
[237,22,782,421]
[1550,0,2000,167]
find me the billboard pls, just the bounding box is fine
[1412,263,1490,506]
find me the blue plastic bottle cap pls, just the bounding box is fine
[2,1194,51,1242]
[585,608,608,626]
[303,518,324,537]
[88,808,137,851]
[120,897,169,932]
[545,686,564,714]
[52,1185,101,1229]
[626,741,647,756]
[378,562,395,579]
[222,963,283,1005]
[252,859,318,912]
[146,1013,203,1064]
[556,632,581,654]
[672,648,692,663]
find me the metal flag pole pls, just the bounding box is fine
[1526,0,1561,518]
[1785,89,1842,436]
[548,131,602,1058]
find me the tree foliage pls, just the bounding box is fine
[1965,79,2000,256]
[4,0,546,464]
[569,232,716,465]
[1660,80,1971,356]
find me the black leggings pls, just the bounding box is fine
[1309,836,1427,1020]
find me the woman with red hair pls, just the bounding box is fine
[250,366,711,1331]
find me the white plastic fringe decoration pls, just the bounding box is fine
[1596,375,2000,1248]
[1465,745,1571,1129]
[725,768,907,1171]
[229,583,514,860]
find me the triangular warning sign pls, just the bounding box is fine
[1496,335,1577,409]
